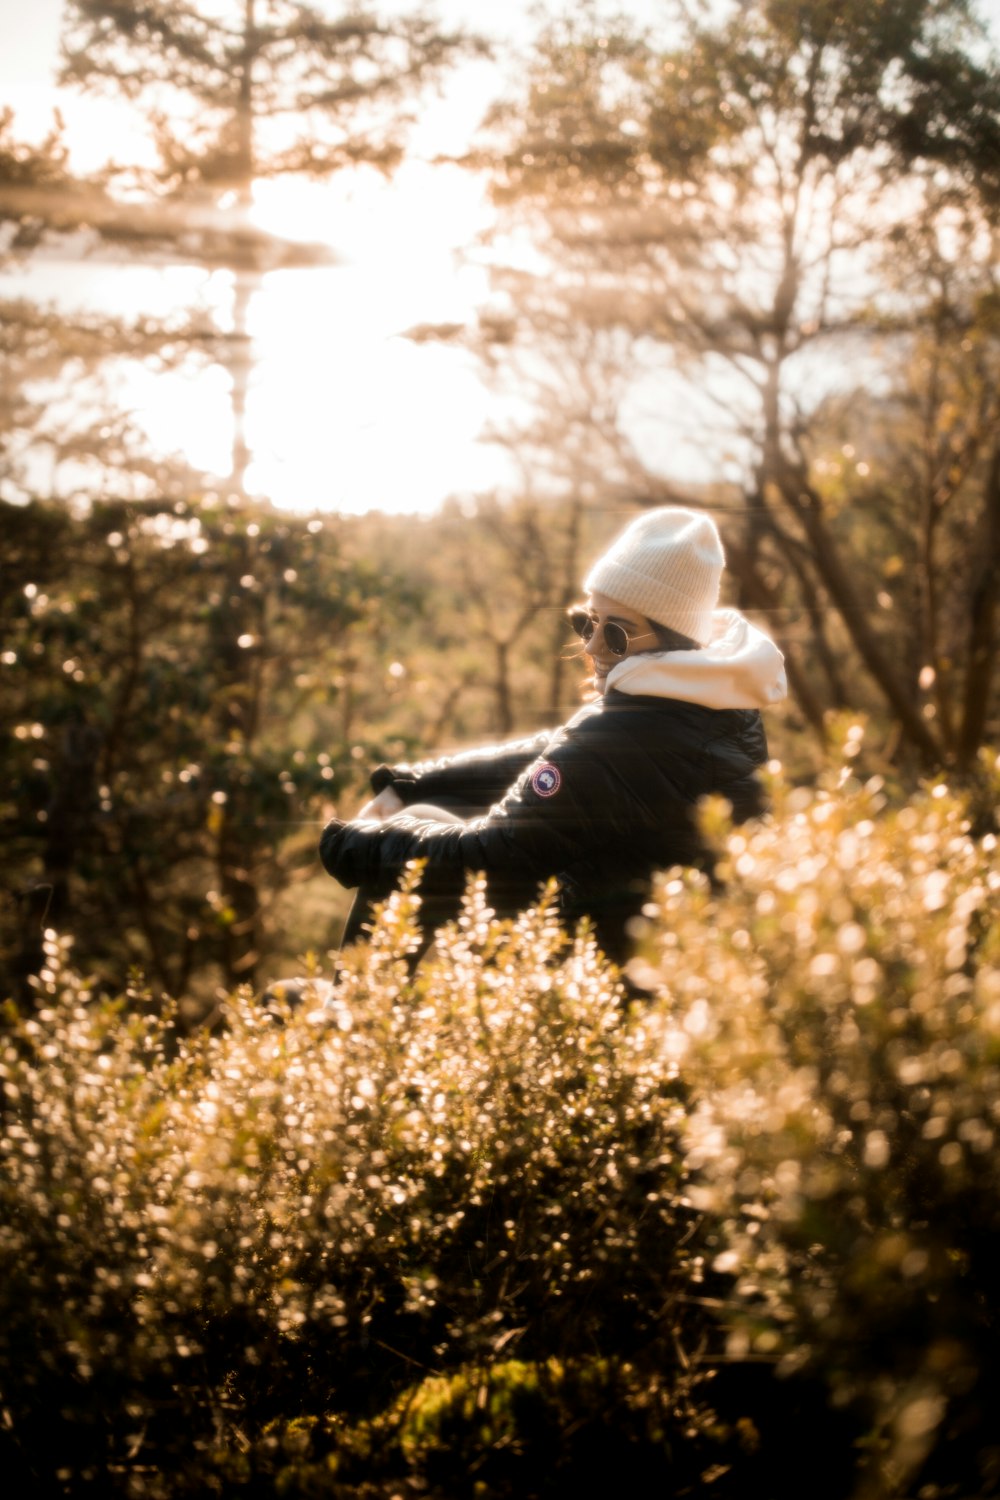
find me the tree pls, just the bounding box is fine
[0,493,418,999]
[420,493,590,735]
[0,109,229,506]
[42,2,478,978]
[0,112,109,497]
[477,0,1000,771]
[343,493,598,742]
[60,0,480,493]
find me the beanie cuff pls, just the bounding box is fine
[584,558,715,646]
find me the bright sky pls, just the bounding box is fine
[0,0,540,513]
[2,1,1000,513]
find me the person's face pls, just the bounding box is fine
[582,591,661,695]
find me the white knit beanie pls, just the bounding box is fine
[584,507,724,647]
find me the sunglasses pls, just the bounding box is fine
[567,605,659,658]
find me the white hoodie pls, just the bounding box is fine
[605,608,787,712]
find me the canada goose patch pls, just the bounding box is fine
[531,762,562,797]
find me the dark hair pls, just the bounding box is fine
[650,620,701,652]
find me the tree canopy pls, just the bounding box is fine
[477,0,1000,770]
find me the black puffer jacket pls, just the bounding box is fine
[320,688,769,962]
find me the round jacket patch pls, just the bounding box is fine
[531,762,562,798]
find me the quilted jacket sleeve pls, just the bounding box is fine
[323,693,771,959]
[321,732,603,906]
[367,728,557,813]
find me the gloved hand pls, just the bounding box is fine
[319,817,366,888]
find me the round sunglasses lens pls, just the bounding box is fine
[569,610,594,642]
[605,622,629,656]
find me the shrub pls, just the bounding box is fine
[6,763,998,1497]
[0,880,716,1495]
[633,757,1000,1497]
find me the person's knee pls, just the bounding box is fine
[400,803,464,824]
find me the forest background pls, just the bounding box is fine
[3,5,1000,1498]
[3,0,1000,1002]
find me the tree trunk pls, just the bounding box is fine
[776,469,944,767]
[494,638,514,736]
[956,439,1000,771]
[724,534,828,744]
[229,272,255,496]
[43,721,102,928]
[213,528,263,985]
[547,492,585,717]
[229,0,257,496]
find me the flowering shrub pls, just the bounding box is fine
[4,764,999,1496]
[634,758,1000,1497]
[0,880,717,1495]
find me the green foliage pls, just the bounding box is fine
[1,491,618,1001]
[0,495,412,996]
[258,1354,714,1498]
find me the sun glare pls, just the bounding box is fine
[3,10,518,516]
[198,163,508,512]
[245,323,503,514]
[12,153,513,512]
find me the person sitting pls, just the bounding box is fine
[318,506,786,971]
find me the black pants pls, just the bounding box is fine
[338,798,481,957]
[339,881,462,963]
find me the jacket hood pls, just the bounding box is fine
[606,608,787,711]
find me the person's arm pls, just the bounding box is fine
[366,728,558,814]
[322,736,597,904]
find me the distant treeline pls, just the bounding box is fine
[0,491,622,1000]
[3,479,998,1001]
